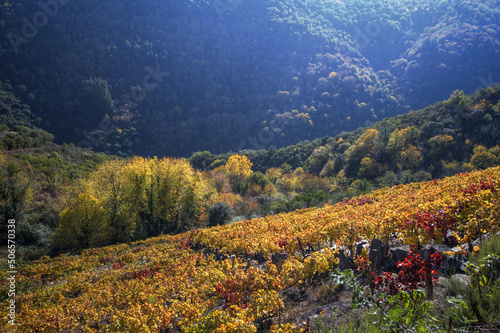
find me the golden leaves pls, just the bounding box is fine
[225,154,253,179]
[4,167,500,332]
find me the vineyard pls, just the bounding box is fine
[1,166,500,332]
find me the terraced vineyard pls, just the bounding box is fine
[1,167,499,332]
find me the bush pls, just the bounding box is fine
[289,190,330,210]
[475,234,500,284]
[208,202,233,227]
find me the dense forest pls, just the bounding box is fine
[0,0,498,156]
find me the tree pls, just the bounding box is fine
[248,172,270,188]
[470,150,497,169]
[386,127,422,170]
[80,77,113,124]
[265,168,282,184]
[280,163,292,174]
[84,159,133,244]
[120,156,212,237]
[401,145,423,170]
[0,151,33,223]
[54,193,109,250]
[428,134,454,161]
[155,157,209,233]
[208,202,233,227]
[211,166,230,194]
[121,156,155,239]
[358,157,380,179]
[190,151,212,170]
[225,154,253,179]
[402,127,421,146]
[225,154,253,193]
[380,171,398,188]
[386,128,404,157]
[58,156,214,245]
[306,145,332,175]
[344,129,380,175]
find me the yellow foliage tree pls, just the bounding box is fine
[121,156,156,237]
[225,154,253,194]
[120,156,214,237]
[83,159,133,243]
[155,157,212,233]
[265,168,282,184]
[54,193,109,250]
[386,127,422,170]
[344,128,379,162]
[401,145,423,170]
[57,156,214,245]
[225,154,253,179]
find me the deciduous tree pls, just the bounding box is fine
[54,193,109,250]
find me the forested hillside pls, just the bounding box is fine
[194,86,500,182]
[3,82,500,256]
[0,81,111,251]
[1,0,498,156]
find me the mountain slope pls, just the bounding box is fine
[194,85,500,180]
[1,166,499,331]
[0,80,112,247]
[0,0,498,156]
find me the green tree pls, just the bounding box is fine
[190,151,212,170]
[306,145,332,174]
[380,171,398,188]
[470,150,497,169]
[0,152,33,223]
[208,202,233,227]
[428,134,454,161]
[386,128,404,158]
[358,157,380,179]
[248,172,270,188]
[80,77,113,123]
[402,126,421,146]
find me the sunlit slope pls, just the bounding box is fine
[191,166,500,255]
[1,167,499,332]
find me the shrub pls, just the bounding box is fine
[208,202,233,227]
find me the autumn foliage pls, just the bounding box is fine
[54,156,215,249]
[1,167,499,331]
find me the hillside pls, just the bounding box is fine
[1,166,499,331]
[1,1,500,331]
[195,86,500,180]
[1,0,498,156]
[0,80,113,249]
[3,82,500,254]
